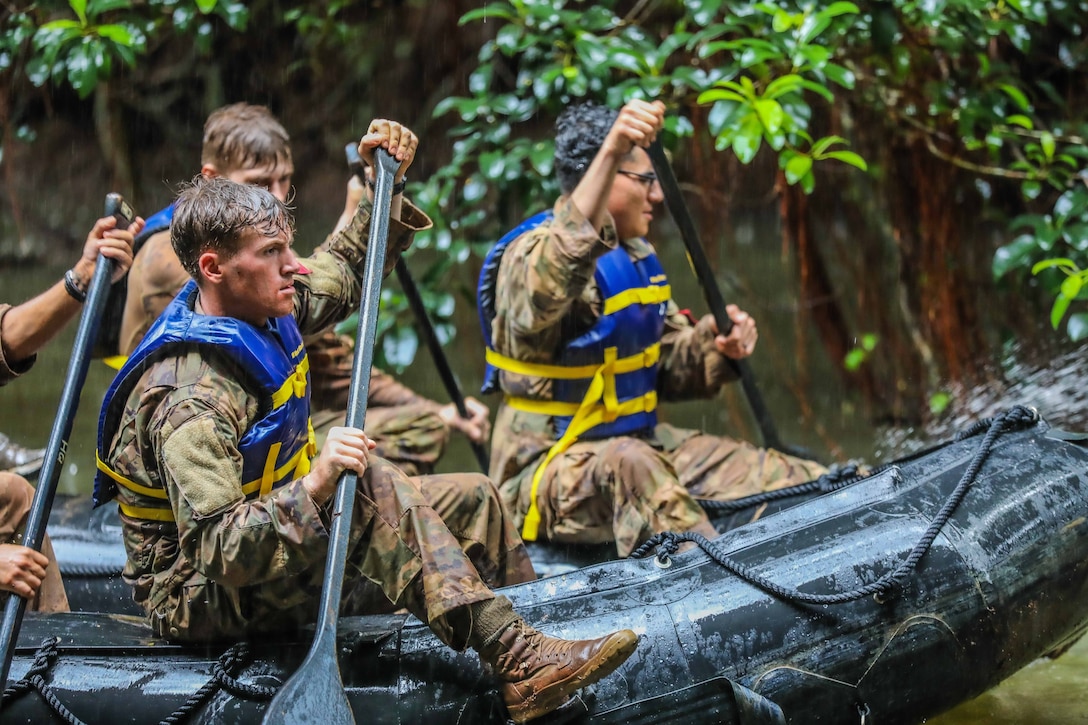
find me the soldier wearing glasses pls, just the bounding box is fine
[479,100,826,558]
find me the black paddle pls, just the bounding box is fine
[262,146,400,725]
[346,142,491,473]
[0,193,133,692]
[647,140,813,460]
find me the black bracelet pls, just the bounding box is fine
[365,175,407,196]
[63,269,87,303]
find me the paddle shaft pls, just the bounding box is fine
[0,194,128,691]
[262,148,400,725]
[346,142,490,473]
[646,140,786,453]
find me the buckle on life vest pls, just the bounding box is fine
[292,367,307,398]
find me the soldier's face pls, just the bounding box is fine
[607,148,664,240]
[215,227,301,325]
[226,161,294,203]
[202,159,294,202]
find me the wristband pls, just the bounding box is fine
[64,269,87,303]
[365,175,407,196]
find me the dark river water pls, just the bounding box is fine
[3,242,1087,721]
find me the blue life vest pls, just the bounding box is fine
[93,281,315,521]
[476,212,670,440]
[134,204,175,249]
[477,211,554,394]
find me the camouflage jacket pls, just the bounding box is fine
[488,195,738,484]
[100,197,432,614]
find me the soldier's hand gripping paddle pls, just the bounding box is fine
[262,147,400,725]
[0,193,133,695]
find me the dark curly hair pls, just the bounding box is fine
[554,101,631,194]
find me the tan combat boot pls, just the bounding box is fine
[474,601,638,723]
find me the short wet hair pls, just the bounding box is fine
[201,103,292,175]
[171,175,294,279]
[554,101,631,194]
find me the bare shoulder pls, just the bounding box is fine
[135,231,188,293]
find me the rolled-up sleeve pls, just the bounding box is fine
[0,304,35,387]
[293,197,433,337]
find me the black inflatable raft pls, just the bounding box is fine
[5,407,1088,724]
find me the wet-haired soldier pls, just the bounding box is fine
[95,121,637,723]
[480,99,827,558]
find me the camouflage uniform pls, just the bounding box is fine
[306,333,449,476]
[120,228,450,475]
[100,198,535,645]
[489,197,826,557]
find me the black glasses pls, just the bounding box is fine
[616,169,658,189]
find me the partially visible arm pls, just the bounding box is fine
[292,196,432,337]
[294,120,432,337]
[368,368,441,410]
[119,231,191,356]
[331,175,366,237]
[0,544,49,601]
[0,215,143,365]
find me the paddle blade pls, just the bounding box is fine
[263,639,354,725]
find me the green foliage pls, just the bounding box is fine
[929,391,952,416]
[997,184,1088,341]
[693,1,864,192]
[1031,257,1088,341]
[5,1,248,97]
[843,333,878,371]
[5,0,1088,359]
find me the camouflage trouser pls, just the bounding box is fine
[0,472,68,612]
[308,333,449,477]
[150,458,535,647]
[312,404,449,477]
[505,423,827,558]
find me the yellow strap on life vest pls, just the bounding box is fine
[486,342,660,384]
[519,345,659,541]
[491,285,668,541]
[117,503,175,521]
[97,452,168,499]
[601,284,671,316]
[103,355,128,370]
